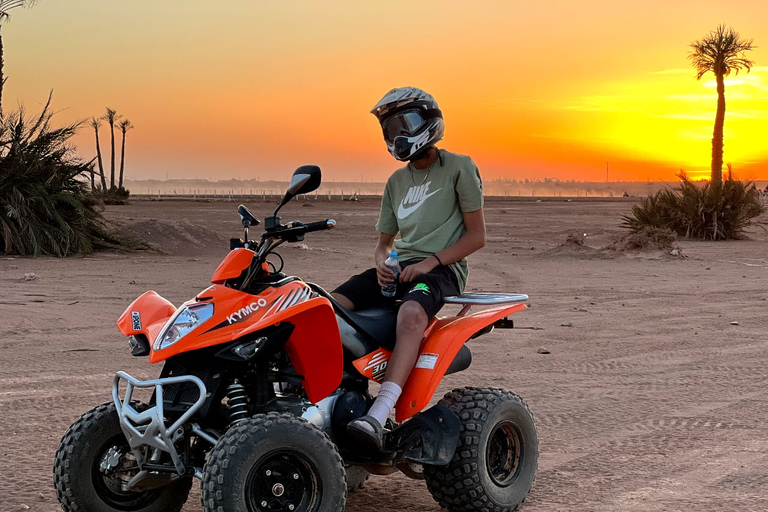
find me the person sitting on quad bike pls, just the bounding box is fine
[332,86,486,449]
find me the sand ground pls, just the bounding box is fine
[1,197,767,511]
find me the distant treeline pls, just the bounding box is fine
[124,178,768,199]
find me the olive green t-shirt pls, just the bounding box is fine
[375,149,483,292]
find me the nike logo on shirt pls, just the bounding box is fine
[397,181,442,219]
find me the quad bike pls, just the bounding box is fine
[53,165,538,512]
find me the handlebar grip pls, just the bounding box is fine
[304,219,336,232]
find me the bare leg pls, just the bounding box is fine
[347,301,429,447]
[331,292,355,310]
[384,301,428,387]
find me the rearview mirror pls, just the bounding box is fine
[237,204,259,228]
[275,165,322,214]
[287,165,322,196]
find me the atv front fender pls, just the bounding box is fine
[117,291,176,344]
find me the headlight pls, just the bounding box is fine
[155,303,214,350]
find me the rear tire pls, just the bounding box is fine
[201,413,347,512]
[53,403,192,512]
[423,387,538,512]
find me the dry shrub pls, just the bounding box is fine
[622,171,764,240]
[0,96,145,256]
[564,232,585,246]
[607,226,678,252]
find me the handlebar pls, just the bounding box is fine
[237,217,336,288]
[262,218,336,240]
[303,219,336,233]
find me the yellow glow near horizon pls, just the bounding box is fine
[545,67,768,180]
[4,1,768,182]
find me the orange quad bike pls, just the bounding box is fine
[53,166,538,512]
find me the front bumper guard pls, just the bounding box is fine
[112,371,207,477]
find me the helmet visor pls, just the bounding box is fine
[382,110,427,142]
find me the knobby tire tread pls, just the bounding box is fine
[201,412,347,512]
[423,387,538,512]
[53,402,191,512]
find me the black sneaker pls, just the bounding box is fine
[346,415,383,451]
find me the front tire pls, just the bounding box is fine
[345,464,370,492]
[201,413,347,512]
[53,403,192,512]
[423,387,538,512]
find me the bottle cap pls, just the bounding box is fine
[389,251,397,258]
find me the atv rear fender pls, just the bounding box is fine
[396,303,526,422]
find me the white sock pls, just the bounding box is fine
[367,381,402,427]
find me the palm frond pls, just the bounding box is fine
[689,24,756,80]
[0,0,35,22]
[103,107,120,125]
[118,119,134,133]
[0,98,145,256]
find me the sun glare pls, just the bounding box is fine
[549,67,768,179]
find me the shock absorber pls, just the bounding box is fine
[225,380,249,426]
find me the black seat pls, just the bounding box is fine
[309,282,473,377]
[341,306,398,351]
[308,283,398,350]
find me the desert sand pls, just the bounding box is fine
[1,196,767,511]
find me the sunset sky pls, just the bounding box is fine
[6,1,768,182]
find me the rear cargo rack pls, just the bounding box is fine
[443,293,528,317]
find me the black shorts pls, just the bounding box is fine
[332,259,460,320]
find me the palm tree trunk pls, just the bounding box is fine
[710,72,726,185]
[0,26,5,117]
[109,121,116,190]
[119,130,126,189]
[94,125,107,190]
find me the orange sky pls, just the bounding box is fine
[6,1,768,182]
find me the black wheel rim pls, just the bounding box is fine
[486,420,523,487]
[245,450,321,512]
[91,436,163,510]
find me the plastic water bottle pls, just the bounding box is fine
[381,251,399,297]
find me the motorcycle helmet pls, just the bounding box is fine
[371,87,445,162]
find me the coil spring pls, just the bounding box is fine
[225,380,249,426]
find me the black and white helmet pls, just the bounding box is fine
[371,87,445,162]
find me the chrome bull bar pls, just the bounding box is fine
[112,371,207,477]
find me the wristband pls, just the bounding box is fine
[433,254,443,266]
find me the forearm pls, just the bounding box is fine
[433,229,486,266]
[374,233,396,265]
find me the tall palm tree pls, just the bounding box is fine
[118,119,133,189]
[102,107,120,190]
[689,25,755,184]
[0,0,36,115]
[90,117,107,191]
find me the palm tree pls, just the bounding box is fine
[102,107,120,190]
[689,25,755,184]
[0,0,36,115]
[118,119,133,189]
[90,117,107,191]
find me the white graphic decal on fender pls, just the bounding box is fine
[227,298,268,325]
[131,311,141,331]
[364,350,390,382]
